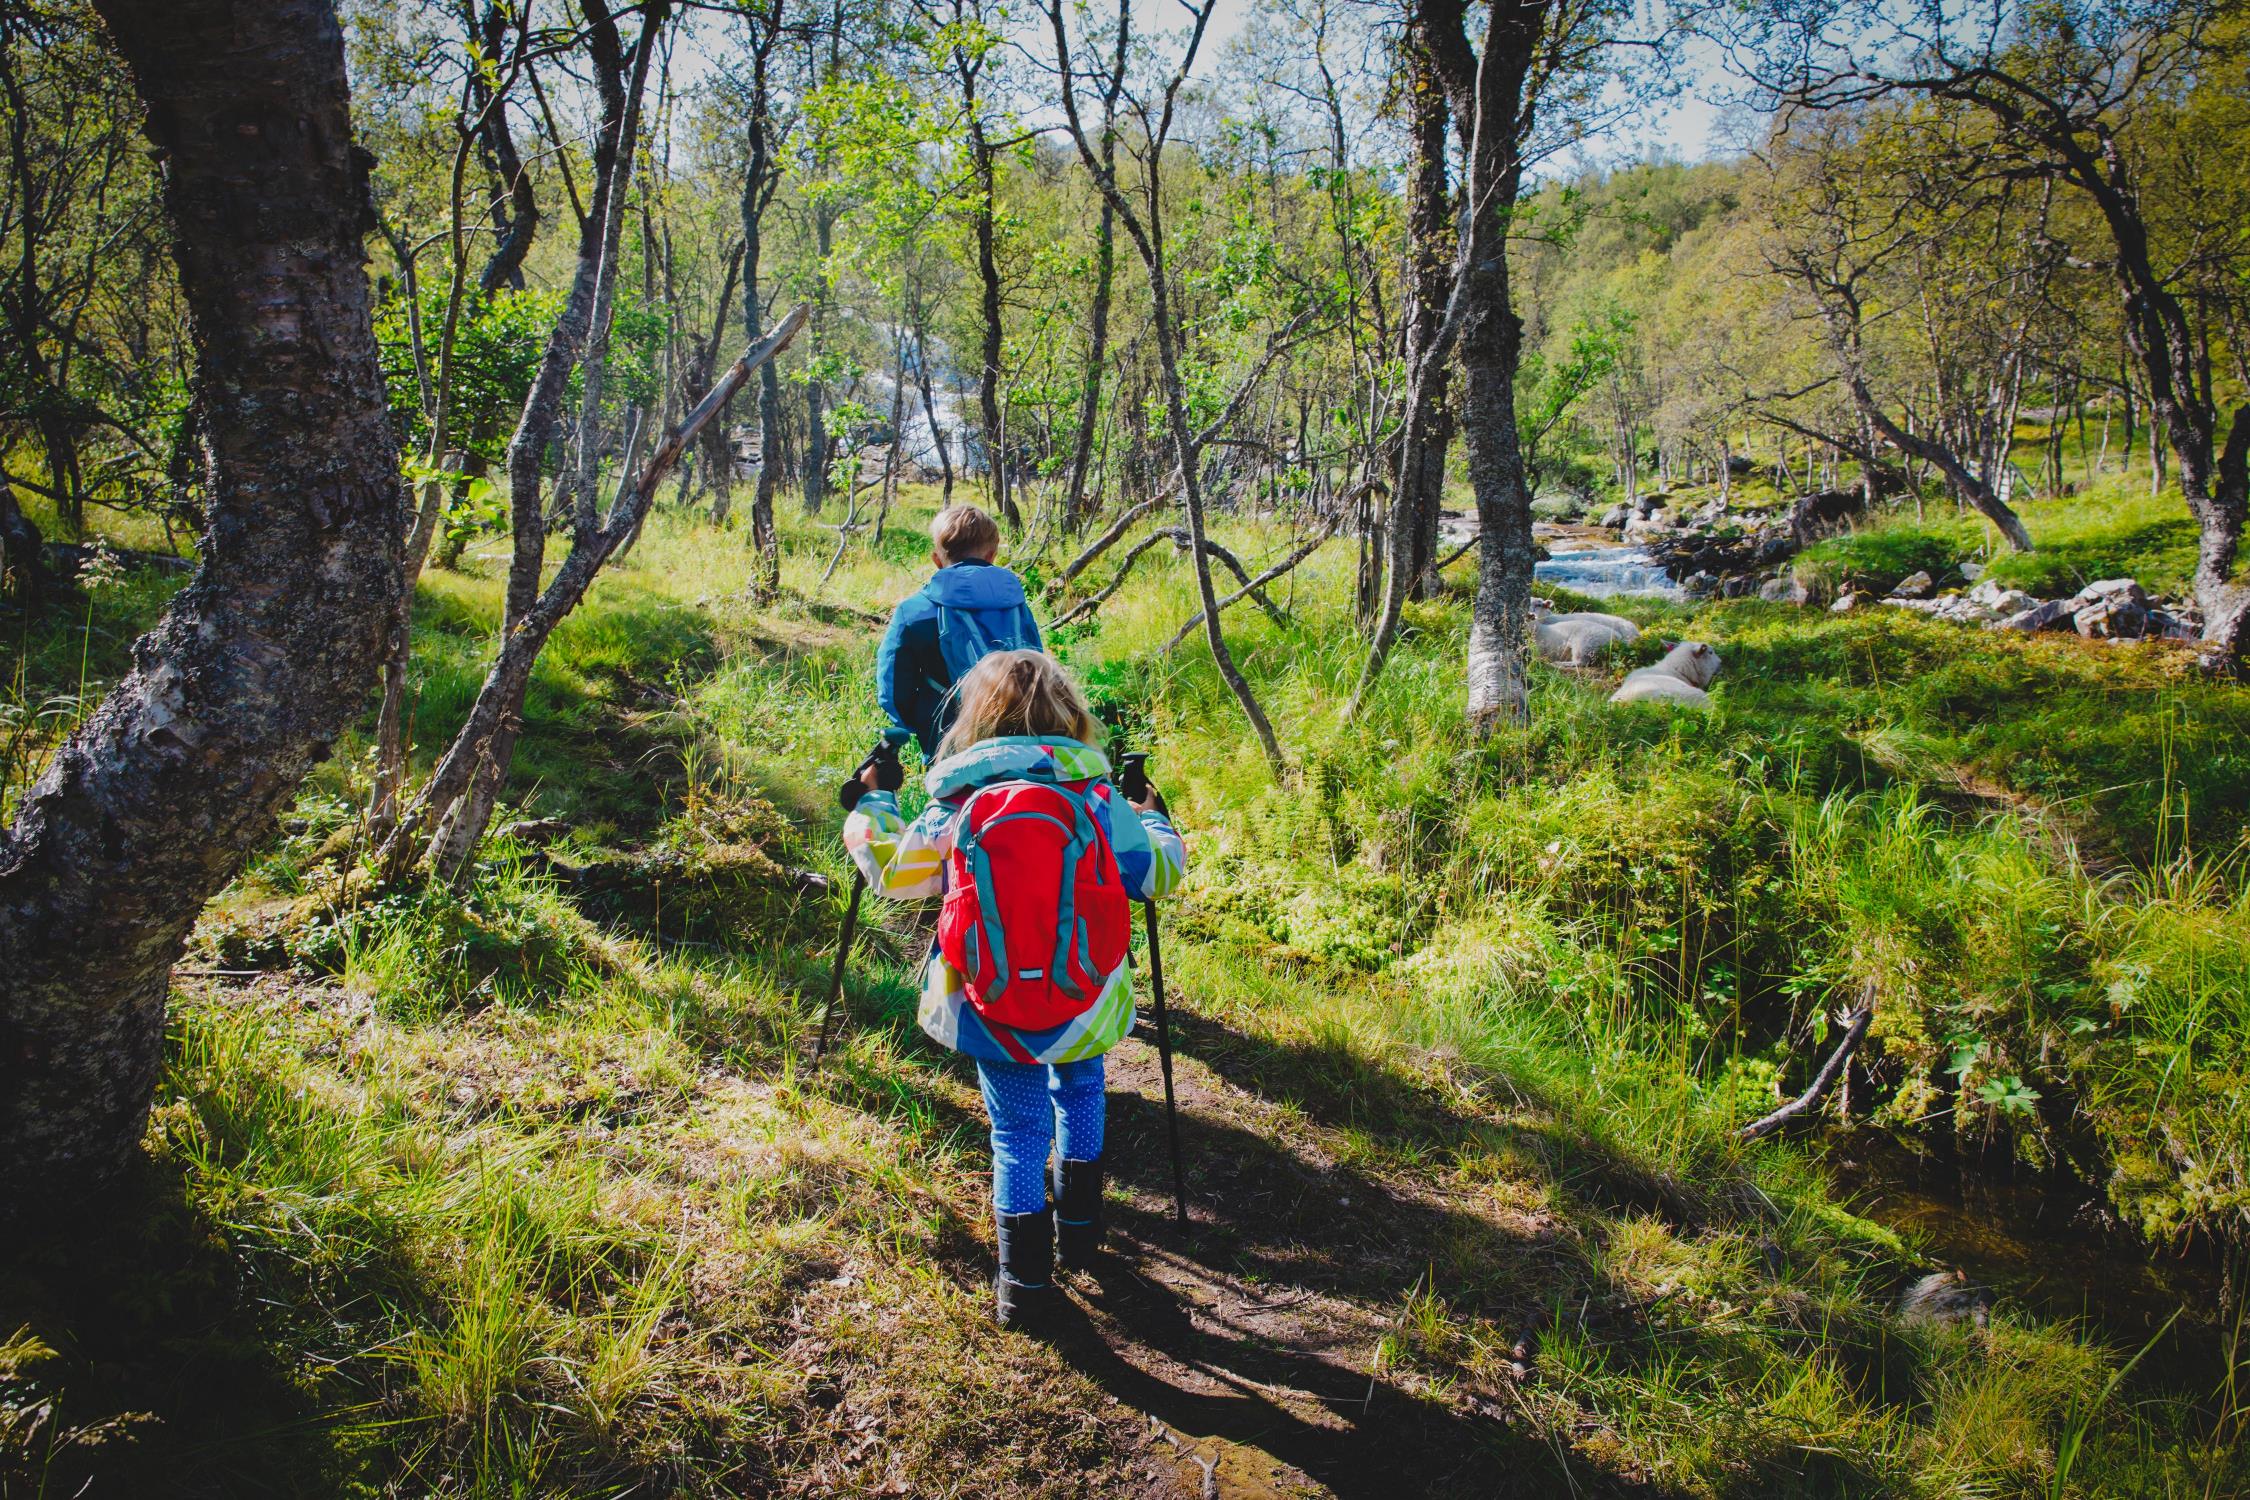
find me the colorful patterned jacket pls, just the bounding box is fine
[843,735,1186,1064]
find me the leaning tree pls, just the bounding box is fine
[1735,0,2250,662]
[0,0,405,1198]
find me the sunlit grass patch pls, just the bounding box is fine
[12,485,2248,1493]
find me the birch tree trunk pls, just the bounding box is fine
[1425,0,1545,734]
[0,0,403,1197]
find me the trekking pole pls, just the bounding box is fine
[1118,752,1189,1227]
[812,741,901,1067]
[810,872,864,1067]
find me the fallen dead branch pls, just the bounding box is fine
[1739,984,1877,1141]
[1193,535,1287,627]
[1052,528,1176,627]
[1047,485,1173,596]
[1159,524,1336,653]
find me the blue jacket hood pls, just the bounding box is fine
[921,560,1028,611]
[925,735,1110,798]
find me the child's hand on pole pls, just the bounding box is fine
[839,743,904,812]
[1117,751,1167,815]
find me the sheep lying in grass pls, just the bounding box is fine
[1609,640,1720,707]
[1535,611,1641,665]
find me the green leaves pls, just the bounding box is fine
[1976,1074,2043,1118]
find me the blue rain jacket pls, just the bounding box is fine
[875,558,1043,754]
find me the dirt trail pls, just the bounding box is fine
[1047,1027,1598,1500]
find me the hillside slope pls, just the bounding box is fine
[4,493,2246,1497]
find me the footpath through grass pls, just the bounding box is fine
[4,486,2249,1496]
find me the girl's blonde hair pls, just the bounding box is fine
[937,649,1102,760]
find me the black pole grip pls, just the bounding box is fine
[1117,751,1150,803]
[838,741,903,811]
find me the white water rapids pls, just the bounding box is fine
[1441,513,1685,598]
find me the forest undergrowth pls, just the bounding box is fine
[6,484,2250,1497]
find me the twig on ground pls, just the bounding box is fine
[1740,983,1877,1141]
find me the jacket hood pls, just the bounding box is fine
[921,561,1029,611]
[925,735,1110,798]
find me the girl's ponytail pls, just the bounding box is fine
[936,650,1102,759]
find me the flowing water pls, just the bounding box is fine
[1535,544,1683,599]
[1439,515,1687,598]
[1826,1136,2235,1389]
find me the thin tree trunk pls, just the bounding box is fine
[691,240,745,523]
[1047,0,1282,778]
[369,19,530,835]
[915,321,954,500]
[737,11,785,598]
[503,0,639,633]
[1,0,404,1197]
[472,1,539,296]
[1402,36,1459,600]
[416,307,805,884]
[379,1,658,881]
[1060,15,1124,532]
[802,201,833,515]
[1063,194,1116,529]
[1350,15,1453,713]
[969,119,1018,528]
[874,322,907,543]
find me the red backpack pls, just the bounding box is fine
[938,777,1130,1031]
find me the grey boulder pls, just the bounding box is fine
[1996,599,2075,632]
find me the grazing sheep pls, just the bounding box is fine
[1609,640,1720,707]
[1535,611,1642,666]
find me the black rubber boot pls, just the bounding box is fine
[1051,1157,1105,1272]
[993,1210,1057,1331]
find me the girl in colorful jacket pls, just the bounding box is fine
[843,650,1186,1327]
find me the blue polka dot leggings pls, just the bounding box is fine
[975,1055,1107,1215]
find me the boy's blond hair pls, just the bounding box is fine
[930,504,1001,564]
[936,649,1102,761]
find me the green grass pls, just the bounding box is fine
[1781,466,2204,605]
[1796,521,1977,597]
[6,480,2250,1495]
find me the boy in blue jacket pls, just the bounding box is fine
[875,504,1042,755]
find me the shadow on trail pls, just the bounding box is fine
[1076,1066,1619,1498]
[796,940,1899,1495]
[1160,1004,1719,1233]
[0,1158,361,1498]
[1085,1004,1899,1499]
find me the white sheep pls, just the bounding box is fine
[1609,640,1720,707]
[1535,611,1642,666]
